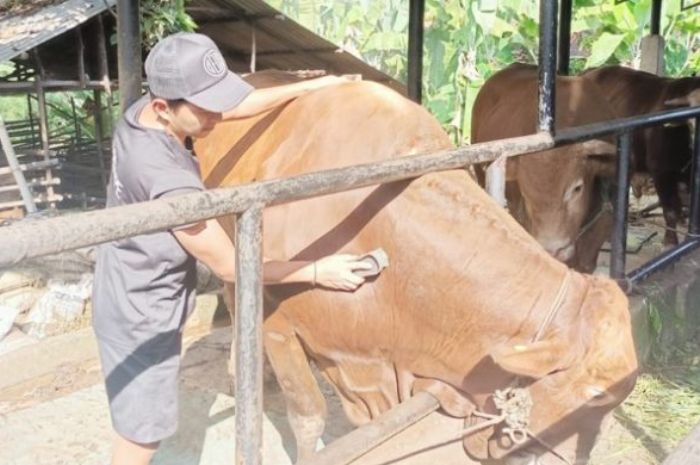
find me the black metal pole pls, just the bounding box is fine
[234,206,264,465]
[407,0,424,103]
[558,0,572,75]
[610,132,632,280]
[538,0,558,133]
[627,240,700,285]
[117,0,142,113]
[651,0,662,35]
[689,118,700,236]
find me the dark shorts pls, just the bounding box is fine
[96,333,182,443]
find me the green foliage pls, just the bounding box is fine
[265,0,699,144]
[122,0,198,49]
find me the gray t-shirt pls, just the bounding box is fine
[92,96,205,348]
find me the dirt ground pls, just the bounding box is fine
[0,319,663,465]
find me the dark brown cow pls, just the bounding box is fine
[583,66,700,245]
[471,64,619,273]
[195,72,638,465]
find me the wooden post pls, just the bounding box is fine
[93,90,108,188]
[76,26,87,88]
[26,94,36,147]
[96,14,114,131]
[70,97,81,140]
[31,49,56,209]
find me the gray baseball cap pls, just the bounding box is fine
[145,32,254,113]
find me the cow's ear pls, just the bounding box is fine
[664,96,690,107]
[576,139,616,178]
[664,89,700,108]
[576,139,616,157]
[586,155,616,178]
[490,338,576,379]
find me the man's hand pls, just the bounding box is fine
[314,254,373,291]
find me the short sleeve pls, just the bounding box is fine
[149,165,204,200]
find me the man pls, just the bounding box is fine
[92,32,372,465]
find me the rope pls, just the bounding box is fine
[456,271,573,464]
[532,271,571,343]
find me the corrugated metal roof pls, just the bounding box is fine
[191,0,406,93]
[0,0,116,63]
[0,0,404,93]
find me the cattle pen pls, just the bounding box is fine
[1,1,700,465]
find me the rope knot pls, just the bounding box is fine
[493,386,533,445]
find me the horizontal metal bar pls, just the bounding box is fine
[555,106,700,145]
[296,392,440,465]
[0,133,553,267]
[626,239,700,286]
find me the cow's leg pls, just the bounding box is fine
[264,315,327,462]
[653,171,682,246]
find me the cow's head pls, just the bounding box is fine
[510,140,616,266]
[664,87,700,141]
[464,277,638,464]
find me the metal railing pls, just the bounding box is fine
[0,132,552,465]
[555,107,700,288]
[2,0,697,461]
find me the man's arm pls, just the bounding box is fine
[173,219,369,290]
[222,75,348,120]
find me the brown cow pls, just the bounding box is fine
[583,65,700,246]
[472,64,620,273]
[195,73,638,465]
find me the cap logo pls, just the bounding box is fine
[202,49,226,78]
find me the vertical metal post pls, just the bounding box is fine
[0,118,37,213]
[407,0,425,103]
[610,132,632,280]
[117,0,142,113]
[235,206,264,465]
[558,0,572,75]
[538,0,558,133]
[688,118,700,236]
[651,0,662,35]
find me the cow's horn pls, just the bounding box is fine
[665,89,700,107]
[577,139,616,157]
[665,96,690,107]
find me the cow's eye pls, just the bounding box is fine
[585,385,615,406]
[564,180,584,201]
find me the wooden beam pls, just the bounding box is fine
[76,26,87,87]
